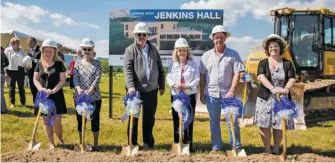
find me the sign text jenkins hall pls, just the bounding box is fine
[154,11,221,20]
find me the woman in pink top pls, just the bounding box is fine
[69,55,77,89]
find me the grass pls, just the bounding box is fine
[1,74,335,156]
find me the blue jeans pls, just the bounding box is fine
[206,95,242,150]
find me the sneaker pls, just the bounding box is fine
[210,147,222,153]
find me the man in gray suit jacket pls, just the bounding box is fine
[123,22,165,149]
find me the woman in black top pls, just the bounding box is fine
[33,39,67,150]
[1,47,9,113]
[254,34,296,154]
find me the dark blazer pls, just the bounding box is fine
[257,58,296,100]
[123,41,165,92]
[1,50,9,75]
[58,51,65,62]
[27,45,41,76]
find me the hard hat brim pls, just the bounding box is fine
[80,44,95,48]
[174,45,189,48]
[132,30,151,34]
[209,31,231,40]
[41,45,58,50]
[262,35,287,50]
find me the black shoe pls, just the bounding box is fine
[34,108,38,116]
[56,144,66,149]
[272,152,280,155]
[141,144,154,150]
[1,111,8,114]
[92,146,100,152]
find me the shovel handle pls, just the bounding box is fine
[240,82,248,125]
[242,82,248,106]
[129,114,134,153]
[31,108,42,142]
[179,110,183,155]
[81,110,86,152]
[276,93,281,101]
[229,113,237,152]
[281,117,287,160]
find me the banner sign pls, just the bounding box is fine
[109,9,224,66]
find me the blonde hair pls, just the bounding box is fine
[40,47,63,72]
[172,47,193,62]
[9,37,20,46]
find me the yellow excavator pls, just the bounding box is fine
[239,7,335,130]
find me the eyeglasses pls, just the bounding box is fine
[82,48,92,52]
[137,33,147,37]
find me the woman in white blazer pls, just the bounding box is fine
[166,38,200,152]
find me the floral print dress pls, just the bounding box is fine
[253,62,295,130]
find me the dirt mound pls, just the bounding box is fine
[2,150,335,162]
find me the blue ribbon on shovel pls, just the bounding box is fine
[274,95,298,119]
[172,91,194,131]
[220,96,243,118]
[121,92,142,123]
[76,94,95,120]
[34,91,56,126]
[241,73,253,82]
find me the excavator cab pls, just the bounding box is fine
[272,8,335,79]
[241,8,335,130]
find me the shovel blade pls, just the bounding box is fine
[226,149,247,157]
[280,154,287,161]
[226,150,237,157]
[25,140,41,151]
[237,149,247,157]
[121,145,139,156]
[171,143,190,155]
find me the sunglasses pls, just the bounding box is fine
[82,48,92,52]
[177,49,188,52]
[137,33,147,37]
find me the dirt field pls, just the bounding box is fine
[2,149,335,162]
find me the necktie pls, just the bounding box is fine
[143,53,149,81]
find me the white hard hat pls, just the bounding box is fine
[41,39,58,49]
[132,22,151,34]
[262,34,287,49]
[80,38,95,47]
[174,38,189,48]
[209,25,231,40]
[22,56,32,67]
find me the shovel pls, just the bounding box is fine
[74,108,93,152]
[275,94,288,161]
[239,81,248,128]
[121,114,139,156]
[171,110,190,155]
[280,117,287,161]
[80,109,86,152]
[25,107,42,151]
[226,113,247,157]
